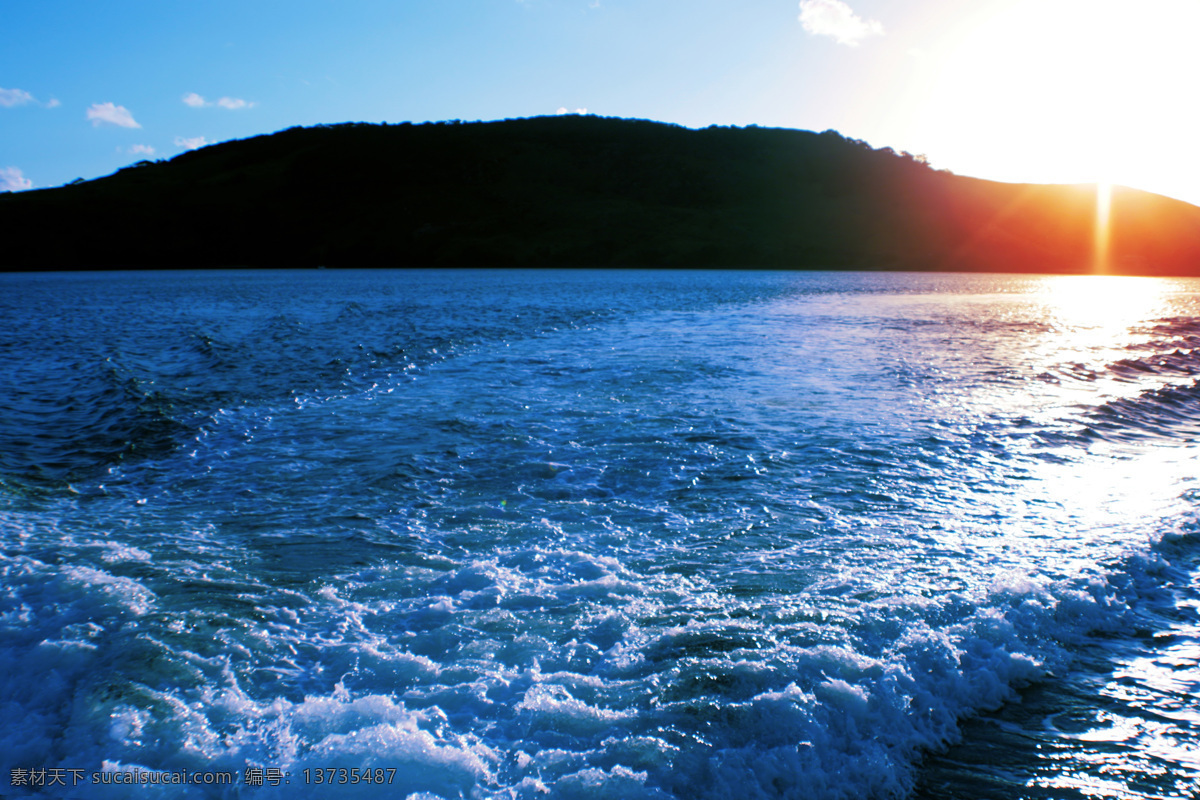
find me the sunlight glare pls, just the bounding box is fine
[898,0,1200,205]
[1040,275,1168,333]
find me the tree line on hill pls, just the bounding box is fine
[3,114,1199,275]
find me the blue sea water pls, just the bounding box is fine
[1,268,1199,799]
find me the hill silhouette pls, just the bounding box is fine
[3,115,1200,274]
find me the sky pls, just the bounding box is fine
[4,0,1200,206]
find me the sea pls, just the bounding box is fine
[1,268,1198,800]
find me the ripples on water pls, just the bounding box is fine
[1,269,1199,799]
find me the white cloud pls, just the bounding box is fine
[129,144,156,156]
[1,88,59,109]
[184,92,256,110]
[0,167,33,192]
[216,96,253,109]
[87,102,141,128]
[0,87,36,107]
[175,136,209,150]
[556,107,588,115]
[798,0,883,46]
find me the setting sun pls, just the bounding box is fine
[895,0,1200,203]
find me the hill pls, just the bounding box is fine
[3,115,1200,274]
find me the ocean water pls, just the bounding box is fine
[1,268,1199,800]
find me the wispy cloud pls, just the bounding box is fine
[798,0,883,46]
[3,88,60,109]
[0,88,36,107]
[0,167,33,192]
[128,144,156,156]
[183,92,256,110]
[175,136,209,151]
[87,102,141,128]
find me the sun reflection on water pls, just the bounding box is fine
[1039,274,1169,334]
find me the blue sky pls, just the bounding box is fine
[4,0,1199,205]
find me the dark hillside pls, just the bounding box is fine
[3,115,1199,274]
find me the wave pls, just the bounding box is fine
[2,495,1196,799]
[0,293,618,493]
[1084,381,1200,443]
[0,358,185,485]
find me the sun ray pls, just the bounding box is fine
[1094,181,1113,275]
